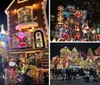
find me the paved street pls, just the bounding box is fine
[51,78,100,85]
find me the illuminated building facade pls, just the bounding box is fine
[5,0,48,69]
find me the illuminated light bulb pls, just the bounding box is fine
[29,29,33,32]
[76,29,80,31]
[14,9,17,12]
[32,27,34,30]
[0,41,5,47]
[84,26,89,30]
[92,30,96,34]
[0,41,2,44]
[83,30,87,33]
[1,42,5,45]
[33,4,36,7]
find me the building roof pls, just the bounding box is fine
[72,47,79,54]
[5,0,47,14]
[60,46,71,53]
[95,46,100,56]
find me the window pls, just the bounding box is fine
[34,30,45,48]
[17,6,33,23]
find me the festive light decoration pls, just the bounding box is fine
[67,5,75,9]
[14,9,17,12]
[13,31,32,48]
[92,30,96,34]
[18,0,28,3]
[51,45,100,69]
[10,68,15,80]
[57,6,64,24]
[51,0,100,41]
[15,31,26,47]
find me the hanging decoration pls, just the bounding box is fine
[13,31,32,48]
[57,6,64,24]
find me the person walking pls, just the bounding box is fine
[22,68,34,85]
[0,56,3,74]
[4,67,10,85]
[3,59,9,69]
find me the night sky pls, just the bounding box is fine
[50,43,100,58]
[0,0,12,30]
[51,0,100,27]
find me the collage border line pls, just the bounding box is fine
[48,0,100,85]
[49,0,50,85]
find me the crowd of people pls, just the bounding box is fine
[0,56,49,85]
[51,67,100,83]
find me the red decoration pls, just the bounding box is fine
[75,25,81,31]
[15,31,26,47]
[53,56,59,68]
[74,10,82,18]
[10,69,15,79]
[63,24,69,29]
[61,32,68,40]
[63,56,68,68]
[74,34,81,40]
[84,25,90,31]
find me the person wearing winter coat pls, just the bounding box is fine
[23,68,34,85]
[0,73,5,85]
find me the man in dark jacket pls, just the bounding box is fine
[0,56,3,74]
[0,73,5,85]
[23,68,34,85]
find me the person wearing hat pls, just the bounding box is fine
[22,68,34,85]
